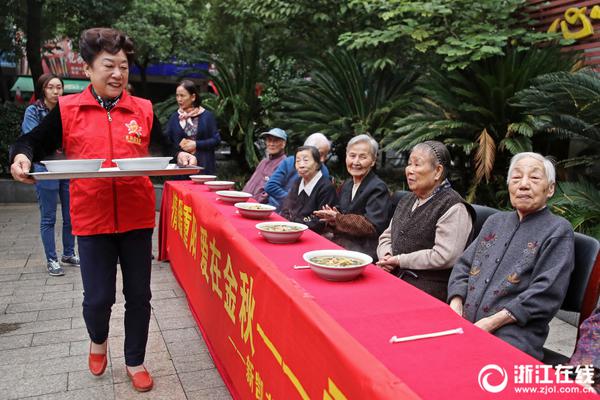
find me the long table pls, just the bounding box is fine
[159,181,594,399]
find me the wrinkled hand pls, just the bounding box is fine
[376,254,398,272]
[177,152,197,167]
[179,138,196,153]
[313,205,339,224]
[449,296,464,317]
[475,309,515,333]
[11,154,35,184]
[474,317,496,333]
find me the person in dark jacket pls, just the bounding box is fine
[280,146,336,233]
[165,79,220,174]
[447,152,575,360]
[314,134,390,260]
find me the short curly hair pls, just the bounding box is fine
[79,27,135,66]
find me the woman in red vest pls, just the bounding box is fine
[10,28,196,392]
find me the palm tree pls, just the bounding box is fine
[201,33,264,169]
[513,69,600,168]
[549,181,600,240]
[387,46,577,204]
[276,49,416,156]
[513,69,600,238]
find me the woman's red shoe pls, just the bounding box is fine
[126,366,153,392]
[88,342,108,376]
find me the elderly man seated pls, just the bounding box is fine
[242,128,288,203]
[447,152,575,360]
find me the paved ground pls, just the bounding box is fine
[0,203,231,400]
[0,203,579,399]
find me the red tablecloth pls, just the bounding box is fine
[159,181,595,399]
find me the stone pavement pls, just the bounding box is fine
[0,204,231,400]
[0,203,579,399]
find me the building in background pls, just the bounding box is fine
[6,37,208,102]
[527,0,600,70]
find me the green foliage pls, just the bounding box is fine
[199,33,264,169]
[114,0,205,94]
[276,49,416,154]
[513,69,600,168]
[206,0,358,65]
[549,180,600,240]
[512,70,600,236]
[48,0,133,42]
[387,46,576,205]
[0,102,25,176]
[339,0,561,71]
[153,96,178,128]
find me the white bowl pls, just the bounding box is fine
[216,190,253,203]
[41,159,105,172]
[205,181,235,191]
[190,175,217,183]
[256,221,308,244]
[112,157,173,171]
[234,202,276,219]
[303,249,372,282]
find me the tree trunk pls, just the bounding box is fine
[26,0,43,96]
[137,60,149,98]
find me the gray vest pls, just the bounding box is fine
[391,188,467,256]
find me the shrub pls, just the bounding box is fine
[0,102,26,177]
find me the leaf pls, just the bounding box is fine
[474,128,496,183]
[499,136,532,155]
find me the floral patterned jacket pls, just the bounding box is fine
[448,207,574,360]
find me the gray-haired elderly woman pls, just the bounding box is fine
[447,152,574,360]
[376,140,475,301]
[314,135,391,259]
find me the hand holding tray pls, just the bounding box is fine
[28,164,202,180]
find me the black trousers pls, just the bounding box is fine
[78,228,153,366]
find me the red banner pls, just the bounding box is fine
[159,181,596,400]
[159,182,417,399]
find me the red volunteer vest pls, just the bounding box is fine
[59,86,155,235]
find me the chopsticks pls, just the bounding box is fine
[389,327,463,344]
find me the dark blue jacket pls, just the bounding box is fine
[165,110,221,174]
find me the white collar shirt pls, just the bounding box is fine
[298,171,323,197]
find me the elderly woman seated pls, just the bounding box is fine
[280,146,336,232]
[376,140,474,301]
[314,134,391,260]
[447,152,575,360]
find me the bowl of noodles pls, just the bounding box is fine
[235,202,276,219]
[255,221,308,244]
[303,250,372,281]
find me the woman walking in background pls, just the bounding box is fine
[21,73,78,277]
[166,79,221,174]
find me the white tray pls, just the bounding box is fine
[28,164,202,180]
